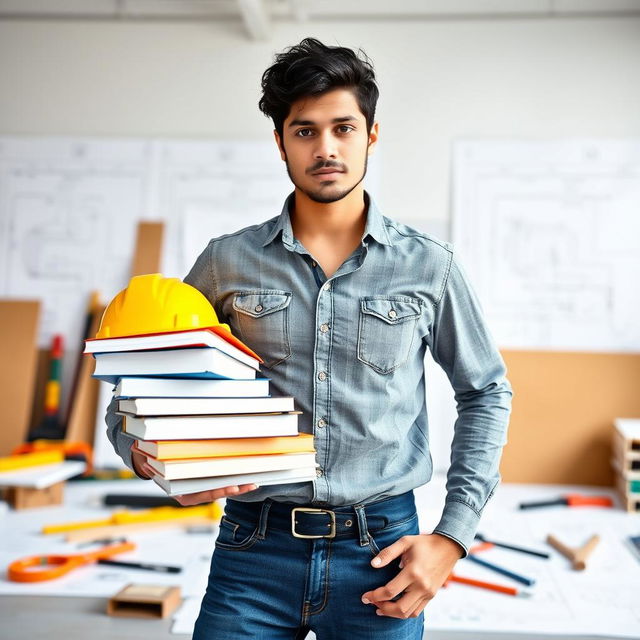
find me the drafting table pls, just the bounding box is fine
[1,477,638,638]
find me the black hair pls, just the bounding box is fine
[258,37,379,140]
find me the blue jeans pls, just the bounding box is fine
[193,491,424,639]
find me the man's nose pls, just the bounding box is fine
[313,131,338,160]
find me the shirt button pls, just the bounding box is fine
[318,371,327,382]
[317,418,327,428]
[311,260,317,267]
[322,282,331,291]
[388,309,397,319]
[255,304,263,313]
[320,323,329,333]
[316,468,323,477]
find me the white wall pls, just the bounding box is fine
[1,16,639,235]
[1,16,638,468]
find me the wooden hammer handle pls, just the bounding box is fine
[572,534,600,570]
[546,534,574,559]
[546,533,600,570]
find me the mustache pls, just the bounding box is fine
[309,164,344,173]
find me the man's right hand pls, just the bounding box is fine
[130,441,259,506]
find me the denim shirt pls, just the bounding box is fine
[106,190,512,556]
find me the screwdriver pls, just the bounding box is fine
[518,493,613,510]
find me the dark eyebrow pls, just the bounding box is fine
[287,115,358,128]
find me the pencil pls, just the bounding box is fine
[97,559,181,573]
[474,533,550,559]
[447,573,532,597]
[467,554,536,586]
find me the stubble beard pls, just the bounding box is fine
[284,150,369,204]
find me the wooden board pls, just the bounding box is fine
[65,304,105,445]
[131,221,164,277]
[500,350,640,486]
[0,301,40,455]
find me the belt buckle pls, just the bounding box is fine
[291,507,336,539]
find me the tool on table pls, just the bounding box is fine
[445,573,532,597]
[546,533,600,570]
[466,554,535,586]
[102,494,181,508]
[42,502,221,535]
[474,533,550,559]
[519,494,614,510]
[467,541,536,586]
[12,440,94,476]
[97,559,182,573]
[8,541,135,582]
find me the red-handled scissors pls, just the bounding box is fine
[8,541,136,582]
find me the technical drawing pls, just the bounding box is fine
[453,140,640,351]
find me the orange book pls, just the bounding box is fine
[136,433,315,460]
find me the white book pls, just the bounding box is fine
[152,466,318,496]
[85,327,261,370]
[0,461,86,489]
[114,377,270,399]
[148,451,317,480]
[119,396,294,416]
[93,347,256,384]
[123,412,301,440]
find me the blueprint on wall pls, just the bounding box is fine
[0,136,381,348]
[0,136,295,348]
[452,139,640,352]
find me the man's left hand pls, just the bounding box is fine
[361,533,463,619]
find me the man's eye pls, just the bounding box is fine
[296,124,353,138]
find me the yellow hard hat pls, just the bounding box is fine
[96,273,230,339]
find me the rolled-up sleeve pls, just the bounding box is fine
[425,251,512,557]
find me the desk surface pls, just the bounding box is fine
[1,476,639,639]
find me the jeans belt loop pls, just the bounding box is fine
[353,504,369,547]
[256,499,272,541]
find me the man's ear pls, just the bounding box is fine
[274,130,287,162]
[367,122,379,155]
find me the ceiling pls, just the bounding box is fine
[0,0,639,40]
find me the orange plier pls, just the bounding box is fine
[8,541,135,582]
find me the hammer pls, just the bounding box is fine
[546,533,600,570]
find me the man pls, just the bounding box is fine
[107,37,512,639]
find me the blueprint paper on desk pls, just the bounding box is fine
[419,482,640,638]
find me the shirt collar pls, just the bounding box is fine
[261,190,393,248]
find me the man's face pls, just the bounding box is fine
[274,88,378,204]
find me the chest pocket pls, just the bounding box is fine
[357,296,423,374]
[232,290,292,369]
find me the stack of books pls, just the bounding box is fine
[611,418,640,513]
[85,326,317,496]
